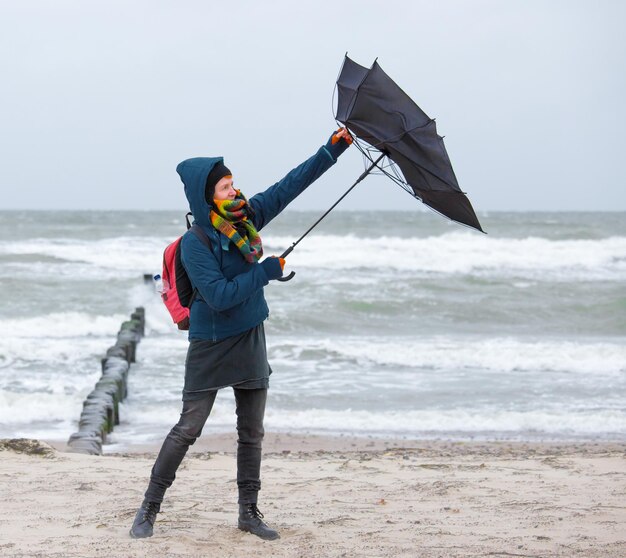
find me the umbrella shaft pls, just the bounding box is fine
[279,152,385,259]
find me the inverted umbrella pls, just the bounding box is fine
[335,55,483,232]
[278,55,483,281]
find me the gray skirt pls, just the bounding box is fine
[183,323,271,401]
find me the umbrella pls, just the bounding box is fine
[335,55,483,232]
[277,55,483,281]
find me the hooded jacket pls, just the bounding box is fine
[177,144,338,341]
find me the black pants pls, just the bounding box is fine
[143,387,267,505]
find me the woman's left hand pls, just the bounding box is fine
[331,127,353,146]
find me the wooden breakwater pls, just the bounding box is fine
[66,307,145,455]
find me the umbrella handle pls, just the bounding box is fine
[275,245,296,282]
[277,271,296,282]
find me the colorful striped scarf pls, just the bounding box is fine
[209,191,263,263]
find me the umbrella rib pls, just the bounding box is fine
[357,140,484,232]
[364,118,437,150]
[352,130,458,190]
[353,139,420,199]
[341,59,377,127]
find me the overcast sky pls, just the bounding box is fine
[1,0,624,212]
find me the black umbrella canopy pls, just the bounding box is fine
[335,55,484,232]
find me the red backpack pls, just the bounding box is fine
[161,213,213,330]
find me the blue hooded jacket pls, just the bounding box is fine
[177,144,338,341]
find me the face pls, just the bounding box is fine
[213,175,236,201]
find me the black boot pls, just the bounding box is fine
[129,501,160,539]
[238,503,280,540]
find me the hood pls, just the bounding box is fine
[176,156,223,227]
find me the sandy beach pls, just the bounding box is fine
[1,435,625,557]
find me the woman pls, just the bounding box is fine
[130,128,352,540]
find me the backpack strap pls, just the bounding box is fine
[187,224,214,308]
[190,224,213,250]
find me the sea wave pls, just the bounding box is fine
[0,312,127,338]
[0,391,89,426]
[1,232,625,281]
[263,407,626,438]
[109,400,626,442]
[265,232,626,280]
[0,236,165,278]
[269,336,626,375]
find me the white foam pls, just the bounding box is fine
[108,403,626,443]
[2,232,625,282]
[262,407,626,437]
[270,336,626,375]
[0,236,166,279]
[0,311,129,432]
[1,312,126,338]
[0,390,84,426]
[265,233,626,280]
[0,362,101,439]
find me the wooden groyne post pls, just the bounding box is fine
[66,307,145,455]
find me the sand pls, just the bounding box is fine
[1,435,625,557]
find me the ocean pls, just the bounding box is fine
[0,210,624,450]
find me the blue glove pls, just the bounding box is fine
[324,128,352,160]
[260,257,284,281]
